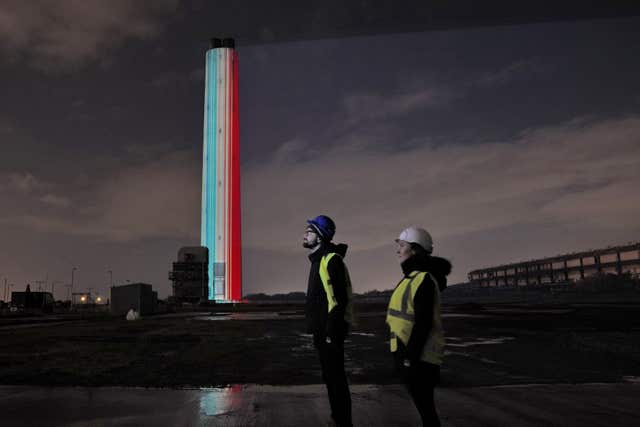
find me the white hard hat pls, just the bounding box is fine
[396,226,433,253]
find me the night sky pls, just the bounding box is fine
[1,2,639,299]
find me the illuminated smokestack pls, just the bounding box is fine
[201,37,242,302]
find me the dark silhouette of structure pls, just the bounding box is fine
[469,242,640,287]
[169,247,209,303]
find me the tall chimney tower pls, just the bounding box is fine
[201,37,242,302]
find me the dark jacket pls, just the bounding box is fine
[305,242,350,340]
[396,253,452,362]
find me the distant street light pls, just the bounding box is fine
[71,267,77,295]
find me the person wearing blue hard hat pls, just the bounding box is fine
[303,214,354,427]
[306,215,336,242]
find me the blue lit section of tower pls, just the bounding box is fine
[202,42,219,301]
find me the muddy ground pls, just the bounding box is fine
[0,302,639,387]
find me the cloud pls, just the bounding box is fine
[150,67,202,87]
[478,58,553,87]
[189,67,205,82]
[243,115,640,259]
[4,172,45,193]
[0,117,15,134]
[94,151,201,240]
[150,67,204,87]
[39,194,72,208]
[2,150,201,241]
[0,0,179,70]
[3,116,638,290]
[343,88,453,125]
[271,138,321,164]
[123,141,179,160]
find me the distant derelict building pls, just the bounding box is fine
[169,246,208,303]
[469,242,640,287]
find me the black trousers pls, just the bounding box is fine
[313,333,353,427]
[394,355,441,427]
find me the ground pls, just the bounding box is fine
[1,301,639,387]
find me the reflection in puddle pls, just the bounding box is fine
[199,385,243,417]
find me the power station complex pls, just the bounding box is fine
[469,242,640,287]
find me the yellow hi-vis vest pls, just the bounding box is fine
[319,253,354,324]
[386,271,444,365]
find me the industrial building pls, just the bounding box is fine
[169,246,208,303]
[469,242,640,287]
[11,290,54,313]
[110,283,157,316]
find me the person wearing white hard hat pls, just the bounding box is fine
[386,226,451,426]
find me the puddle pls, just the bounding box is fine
[351,332,376,337]
[246,334,274,341]
[0,321,72,330]
[446,337,516,348]
[291,344,314,352]
[195,312,304,321]
[441,313,490,318]
[444,350,472,357]
[484,309,573,315]
[199,385,244,416]
[291,333,314,354]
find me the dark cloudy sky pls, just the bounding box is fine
[1,2,639,299]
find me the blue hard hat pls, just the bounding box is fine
[307,215,336,241]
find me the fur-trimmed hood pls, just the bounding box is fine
[401,253,452,291]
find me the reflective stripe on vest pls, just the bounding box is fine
[319,253,354,324]
[386,270,444,365]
